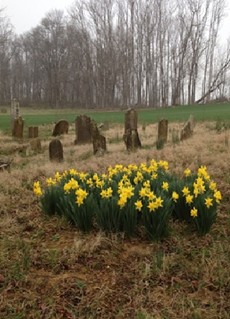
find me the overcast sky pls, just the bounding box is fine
[1,0,73,34]
[1,0,230,42]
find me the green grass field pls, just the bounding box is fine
[0,103,230,132]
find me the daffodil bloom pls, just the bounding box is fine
[148,191,156,201]
[214,190,222,203]
[75,188,88,200]
[69,168,78,176]
[79,172,88,181]
[64,178,79,193]
[193,187,199,198]
[140,163,148,172]
[33,181,42,197]
[148,201,157,212]
[184,168,191,177]
[172,191,179,202]
[151,173,158,180]
[194,178,206,193]
[158,160,169,171]
[190,207,198,218]
[205,197,213,208]
[143,180,150,188]
[120,186,134,199]
[122,174,129,181]
[117,194,127,208]
[162,181,169,191]
[155,197,163,208]
[46,177,56,186]
[93,173,99,181]
[198,166,210,181]
[100,187,113,199]
[76,196,84,206]
[139,187,148,198]
[136,171,144,181]
[128,164,138,171]
[86,178,94,188]
[182,186,190,196]
[96,179,104,188]
[135,200,143,211]
[194,182,206,194]
[150,159,158,171]
[209,181,217,191]
[54,172,62,182]
[186,194,193,204]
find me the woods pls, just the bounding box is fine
[0,0,230,108]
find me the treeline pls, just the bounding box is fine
[1,0,230,108]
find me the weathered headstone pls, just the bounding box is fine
[12,116,24,138]
[157,119,168,149]
[180,115,194,141]
[0,158,12,172]
[123,108,141,151]
[29,138,42,153]
[10,99,20,132]
[172,128,180,145]
[52,120,69,137]
[90,121,107,155]
[28,126,39,138]
[74,115,92,144]
[49,139,63,162]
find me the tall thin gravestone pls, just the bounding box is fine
[11,99,20,128]
[123,108,141,151]
[11,99,22,137]
[13,116,24,139]
[74,115,92,144]
[157,119,168,149]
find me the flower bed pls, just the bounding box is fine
[33,160,222,240]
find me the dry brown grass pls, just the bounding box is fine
[0,122,230,319]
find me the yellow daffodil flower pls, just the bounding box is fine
[205,197,213,208]
[172,191,179,202]
[162,181,169,191]
[186,194,193,204]
[135,200,143,211]
[184,168,191,177]
[190,207,198,218]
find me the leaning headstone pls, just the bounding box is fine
[74,115,92,144]
[28,126,39,138]
[180,116,194,141]
[49,139,63,162]
[52,120,69,137]
[156,119,168,149]
[12,116,24,138]
[123,108,141,151]
[90,121,107,155]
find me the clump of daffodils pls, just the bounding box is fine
[33,161,222,239]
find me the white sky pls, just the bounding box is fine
[1,0,230,42]
[1,0,74,34]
